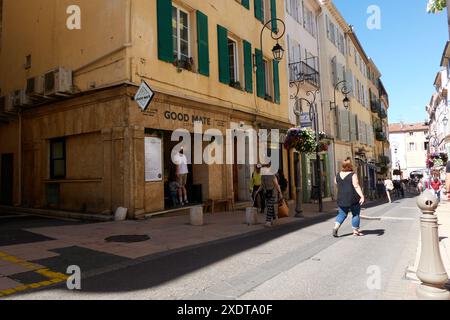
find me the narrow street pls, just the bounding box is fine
[4,196,420,300]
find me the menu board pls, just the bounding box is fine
[145,137,163,182]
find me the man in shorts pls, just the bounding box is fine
[174,148,189,205]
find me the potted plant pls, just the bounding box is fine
[173,57,194,72]
[229,81,242,90]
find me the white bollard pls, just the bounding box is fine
[190,206,204,226]
[114,207,128,221]
[416,192,450,300]
[246,207,258,226]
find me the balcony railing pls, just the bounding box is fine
[379,109,388,119]
[289,61,320,88]
[370,100,381,113]
[376,132,388,142]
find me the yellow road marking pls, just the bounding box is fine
[0,251,68,299]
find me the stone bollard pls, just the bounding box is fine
[416,191,450,300]
[190,206,204,226]
[245,207,258,226]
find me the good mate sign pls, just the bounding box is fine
[135,81,155,111]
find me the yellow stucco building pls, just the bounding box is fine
[0,0,292,217]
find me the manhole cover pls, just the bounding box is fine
[105,235,150,243]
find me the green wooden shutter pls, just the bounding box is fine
[273,60,280,104]
[255,48,265,98]
[217,25,230,85]
[270,0,278,32]
[243,41,253,93]
[157,0,173,62]
[196,11,209,76]
[254,0,263,22]
[242,0,250,9]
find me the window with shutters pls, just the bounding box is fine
[172,5,191,65]
[303,5,316,38]
[330,22,336,45]
[287,0,301,23]
[263,59,273,100]
[261,0,271,22]
[288,37,301,64]
[227,37,240,85]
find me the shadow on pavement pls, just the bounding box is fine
[33,212,338,295]
[339,229,385,238]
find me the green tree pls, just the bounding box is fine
[427,0,447,13]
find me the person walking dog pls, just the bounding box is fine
[333,158,365,237]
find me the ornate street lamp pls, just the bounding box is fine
[255,18,286,70]
[272,42,285,62]
[330,80,351,111]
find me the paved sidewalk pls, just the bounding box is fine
[0,201,337,298]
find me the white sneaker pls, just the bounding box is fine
[264,222,272,228]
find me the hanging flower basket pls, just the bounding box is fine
[284,127,330,154]
[426,152,448,168]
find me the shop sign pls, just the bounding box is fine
[135,81,155,111]
[300,112,312,128]
[163,111,212,126]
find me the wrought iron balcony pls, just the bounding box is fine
[289,61,320,89]
[376,132,388,142]
[370,100,381,113]
[379,108,388,119]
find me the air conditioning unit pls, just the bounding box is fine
[3,93,18,114]
[26,75,45,97]
[12,89,33,107]
[44,67,73,96]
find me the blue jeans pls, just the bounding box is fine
[336,204,361,229]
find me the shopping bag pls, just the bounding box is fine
[278,199,289,218]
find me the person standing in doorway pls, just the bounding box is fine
[168,171,181,207]
[333,158,365,237]
[257,165,283,228]
[174,148,189,206]
[249,164,265,213]
[384,177,394,203]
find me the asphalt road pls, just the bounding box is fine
[8,196,420,300]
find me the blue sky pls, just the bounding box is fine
[334,0,448,124]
